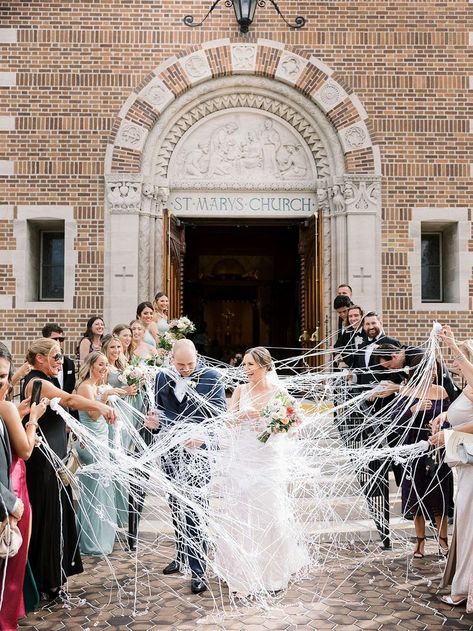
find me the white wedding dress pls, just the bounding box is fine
[212,384,309,595]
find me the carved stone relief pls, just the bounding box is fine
[169,111,314,186]
[116,120,148,151]
[339,121,371,152]
[154,93,331,184]
[343,178,380,211]
[140,78,175,112]
[275,52,307,84]
[230,44,257,71]
[179,51,212,85]
[106,175,142,213]
[312,79,348,113]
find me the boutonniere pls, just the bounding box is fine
[189,379,198,389]
[403,366,410,376]
[354,335,364,347]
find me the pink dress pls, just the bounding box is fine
[0,455,31,630]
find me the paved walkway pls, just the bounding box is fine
[21,537,473,631]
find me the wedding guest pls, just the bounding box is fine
[430,325,473,609]
[130,320,159,361]
[77,316,105,363]
[136,302,158,347]
[153,291,170,334]
[337,283,353,299]
[0,343,39,628]
[112,324,133,362]
[22,338,116,598]
[337,305,366,368]
[333,294,353,349]
[392,356,450,558]
[75,352,124,555]
[0,361,47,630]
[42,323,76,393]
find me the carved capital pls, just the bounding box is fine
[343,176,380,211]
[105,174,142,214]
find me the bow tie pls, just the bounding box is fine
[170,367,194,403]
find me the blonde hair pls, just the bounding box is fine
[244,346,273,371]
[76,351,107,389]
[26,338,60,365]
[101,334,126,371]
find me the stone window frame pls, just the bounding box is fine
[408,207,472,311]
[13,206,77,309]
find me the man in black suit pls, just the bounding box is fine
[154,339,226,594]
[333,294,353,355]
[41,323,76,393]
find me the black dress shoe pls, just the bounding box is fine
[163,560,180,575]
[191,577,207,594]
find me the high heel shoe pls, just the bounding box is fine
[440,594,467,606]
[413,536,425,559]
[438,536,449,557]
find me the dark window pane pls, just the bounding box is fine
[421,232,442,302]
[41,232,64,300]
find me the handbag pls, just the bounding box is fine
[57,448,81,487]
[0,519,23,558]
[444,429,473,467]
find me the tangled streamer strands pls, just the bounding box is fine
[11,323,458,623]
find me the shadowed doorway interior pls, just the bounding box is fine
[183,220,301,363]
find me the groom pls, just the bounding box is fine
[154,339,226,594]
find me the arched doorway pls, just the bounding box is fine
[104,40,382,352]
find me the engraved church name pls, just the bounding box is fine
[169,194,316,214]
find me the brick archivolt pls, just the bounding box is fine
[105,39,378,178]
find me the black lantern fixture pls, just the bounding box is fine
[183,0,306,34]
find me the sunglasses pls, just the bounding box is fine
[51,336,65,342]
[52,353,64,362]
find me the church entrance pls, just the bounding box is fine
[181,220,302,362]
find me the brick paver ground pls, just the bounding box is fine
[20,536,473,631]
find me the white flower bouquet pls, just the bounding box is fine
[257,391,302,444]
[168,316,196,340]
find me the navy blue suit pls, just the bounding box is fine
[155,362,226,577]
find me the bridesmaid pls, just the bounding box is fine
[130,320,159,361]
[22,338,116,598]
[0,344,46,629]
[153,291,170,335]
[136,302,158,347]
[112,324,133,362]
[77,316,105,363]
[75,352,125,555]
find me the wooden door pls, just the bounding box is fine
[299,212,323,365]
[163,210,185,319]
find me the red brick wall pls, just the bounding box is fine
[0,1,471,362]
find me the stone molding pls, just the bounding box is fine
[105,39,378,176]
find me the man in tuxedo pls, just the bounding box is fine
[354,312,401,390]
[333,294,353,352]
[154,339,226,594]
[41,323,76,393]
[337,305,366,369]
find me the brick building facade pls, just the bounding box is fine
[0,1,471,362]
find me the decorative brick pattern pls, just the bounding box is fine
[0,1,471,363]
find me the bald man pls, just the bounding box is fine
[155,339,226,594]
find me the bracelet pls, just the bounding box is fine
[25,420,38,429]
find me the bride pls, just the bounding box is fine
[212,346,309,596]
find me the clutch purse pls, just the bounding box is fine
[57,448,81,487]
[444,429,473,467]
[0,519,23,558]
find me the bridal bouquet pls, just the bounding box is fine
[168,316,196,339]
[257,391,302,444]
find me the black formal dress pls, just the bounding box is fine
[22,370,83,591]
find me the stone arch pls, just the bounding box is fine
[103,39,382,328]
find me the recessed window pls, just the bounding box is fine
[40,231,64,300]
[421,222,458,304]
[27,219,65,302]
[421,232,442,302]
